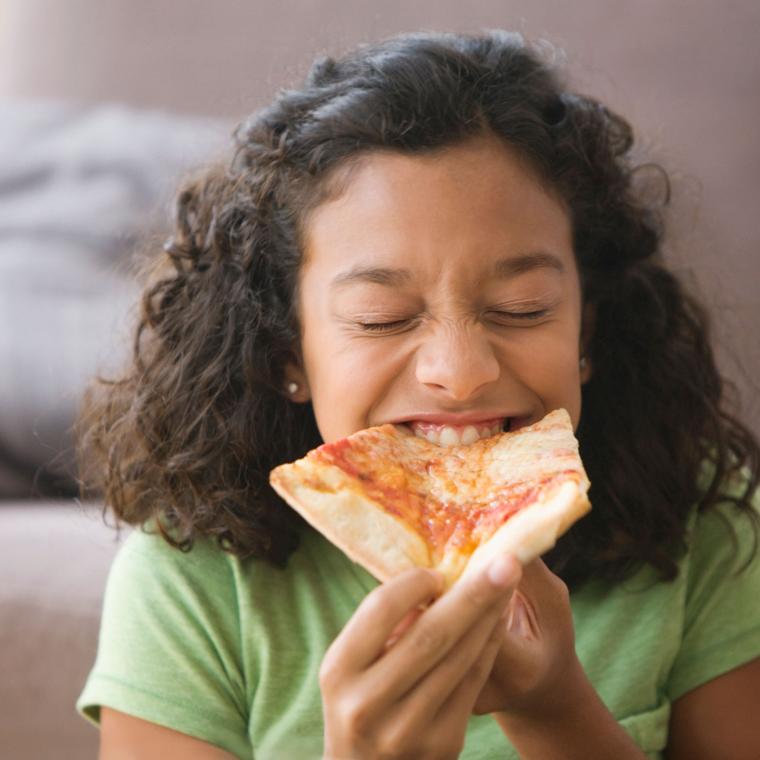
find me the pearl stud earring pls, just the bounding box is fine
[287,381,299,395]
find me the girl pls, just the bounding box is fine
[77,30,760,759]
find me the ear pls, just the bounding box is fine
[284,362,311,403]
[580,303,595,384]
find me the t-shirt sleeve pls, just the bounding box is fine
[666,486,760,702]
[76,527,251,759]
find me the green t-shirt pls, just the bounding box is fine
[78,495,760,759]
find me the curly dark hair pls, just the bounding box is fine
[77,30,759,586]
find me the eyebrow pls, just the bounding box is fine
[493,251,565,277]
[330,251,565,290]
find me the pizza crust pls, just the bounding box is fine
[270,459,430,581]
[457,478,590,585]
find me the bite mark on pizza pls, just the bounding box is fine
[270,408,590,588]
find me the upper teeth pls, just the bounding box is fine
[412,423,502,447]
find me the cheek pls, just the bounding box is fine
[506,324,583,422]
[300,324,406,440]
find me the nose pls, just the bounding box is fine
[415,322,500,401]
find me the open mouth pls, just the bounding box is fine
[407,418,510,447]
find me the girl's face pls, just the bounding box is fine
[294,136,590,446]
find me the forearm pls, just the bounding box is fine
[492,663,647,760]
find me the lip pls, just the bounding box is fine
[387,412,533,428]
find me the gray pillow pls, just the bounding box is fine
[0,99,232,497]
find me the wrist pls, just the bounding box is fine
[493,658,646,759]
[496,652,588,725]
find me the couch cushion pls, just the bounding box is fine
[0,502,126,758]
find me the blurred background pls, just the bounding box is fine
[0,1,758,757]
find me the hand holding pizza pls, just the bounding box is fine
[472,558,581,718]
[319,556,522,760]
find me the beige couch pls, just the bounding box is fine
[0,97,229,758]
[0,503,124,758]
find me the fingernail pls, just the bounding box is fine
[487,556,517,588]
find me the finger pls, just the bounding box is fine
[324,567,443,673]
[399,602,505,720]
[364,555,521,700]
[378,608,504,750]
[383,606,425,652]
[436,611,506,722]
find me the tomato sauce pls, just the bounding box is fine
[318,436,579,560]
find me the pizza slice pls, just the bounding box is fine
[269,408,590,588]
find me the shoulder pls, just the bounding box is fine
[78,526,255,755]
[666,469,760,700]
[665,472,760,758]
[109,524,237,589]
[95,524,252,666]
[102,523,375,644]
[102,525,243,624]
[685,467,760,579]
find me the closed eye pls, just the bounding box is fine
[358,310,550,332]
[358,319,412,333]
[488,309,551,323]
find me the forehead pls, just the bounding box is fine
[300,136,574,285]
